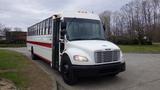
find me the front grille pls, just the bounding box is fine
[95,50,120,63]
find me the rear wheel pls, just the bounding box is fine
[31,47,38,60]
[61,55,77,85]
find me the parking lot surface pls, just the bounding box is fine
[4,48,160,90]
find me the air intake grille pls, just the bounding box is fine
[95,50,120,63]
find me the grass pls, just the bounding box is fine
[119,43,160,53]
[0,50,29,88]
[0,44,26,47]
[0,50,53,90]
[0,72,27,88]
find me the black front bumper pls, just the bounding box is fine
[72,62,126,77]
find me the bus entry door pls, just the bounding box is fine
[52,17,60,70]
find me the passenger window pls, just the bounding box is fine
[44,21,46,35]
[46,19,49,35]
[35,25,37,36]
[41,22,43,35]
[38,24,40,35]
[48,19,50,34]
[37,24,39,35]
[50,20,53,34]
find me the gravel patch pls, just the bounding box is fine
[0,78,16,90]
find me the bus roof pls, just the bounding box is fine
[28,11,100,28]
[53,11,100,20]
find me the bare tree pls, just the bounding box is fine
[107,0,160,44]
[0,23,11,36]
[99,11,111,40]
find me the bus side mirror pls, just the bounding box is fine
[61,21,66,30]
[61,29,67,36]
[61,22,67,36]
[103,24,106,31]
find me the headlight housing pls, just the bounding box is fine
[73,55,88,62]
[120,50,123,58]
[120,50,125,63]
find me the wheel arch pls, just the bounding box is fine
[31,46,34,53]
[61,53,71,65]
[60,53,71,72]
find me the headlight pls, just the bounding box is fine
[73,55,88,62]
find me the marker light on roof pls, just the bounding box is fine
[77,11,88,13]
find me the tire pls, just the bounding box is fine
[31,47,38,60]
[61,55,77,85]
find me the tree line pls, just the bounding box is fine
[0,23,23,36]
[100,0,160,45]
[0,23,11,36]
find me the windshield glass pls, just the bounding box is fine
[65,18,106,41]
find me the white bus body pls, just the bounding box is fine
[27,11,125,85]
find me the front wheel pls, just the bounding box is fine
[61,56,77,85]
[109,73,119,77]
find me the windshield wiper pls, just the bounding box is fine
[71,38,87,41]
[71,38,106,41]
[88,38,106,40]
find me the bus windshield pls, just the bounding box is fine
[65,18,106,41]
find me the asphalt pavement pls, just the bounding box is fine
[2,48,160,90]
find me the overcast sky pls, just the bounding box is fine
[0,0,132,31]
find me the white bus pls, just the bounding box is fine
[27,11,125,85]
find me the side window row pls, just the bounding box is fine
[28,18,53,36]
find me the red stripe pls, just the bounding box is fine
[27,41,52,48]
[34,52,51,64]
